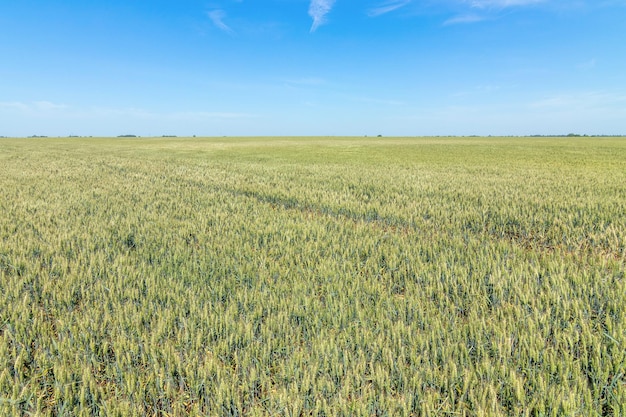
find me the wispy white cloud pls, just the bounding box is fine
[443,13,487,24]
[309,0,336,32]
[577,58,597,70]
[466,0,545,8]
[88,107,256,121]
[530,91,626,110]
[0,101,68,112]
[368,0,411,17]
[34,101,68,111]
[207,9,234,34]
[0,102,257,121]
[168,111,257,120]
[0,101,29,111]
[442,0,544,25]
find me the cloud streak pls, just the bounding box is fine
[168,111,257,120]
[309,0,336,32]
[443,0,545,25]
[208,9,234,34]
[35,101,68,111]
[530,91,626,109]
[443,13,487,25]
[0,101,68,112]
[368,0,411,17]
[466,0,545,8]
[0,101,29,111]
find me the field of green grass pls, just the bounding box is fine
[1,136,624,416]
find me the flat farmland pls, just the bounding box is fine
[0,137,624,416]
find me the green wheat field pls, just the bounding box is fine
[1,136,624,416]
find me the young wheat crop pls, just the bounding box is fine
[0,136,624,416]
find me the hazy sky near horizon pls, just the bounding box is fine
[1,0,625,137]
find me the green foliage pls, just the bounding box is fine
[0,136,625,416]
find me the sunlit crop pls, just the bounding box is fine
[1,136,624,416]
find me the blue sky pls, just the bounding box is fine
[1,0,625,137]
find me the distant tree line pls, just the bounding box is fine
[4,134,624,139]
[529,134,626,137]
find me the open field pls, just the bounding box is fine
[1,136,625,416]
